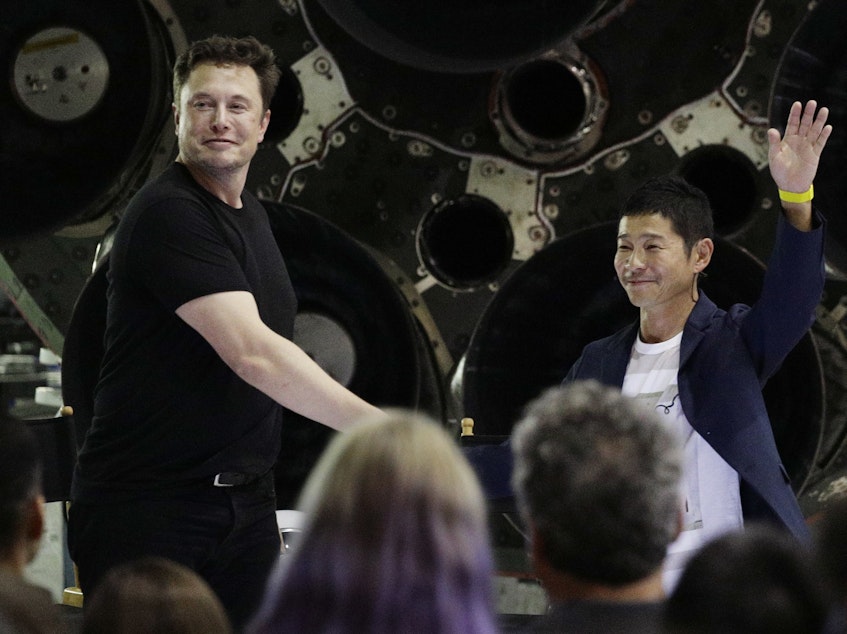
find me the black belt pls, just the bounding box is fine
[213,472,262,487]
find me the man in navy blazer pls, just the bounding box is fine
[462,101,832,574]
[563,221,822,538]
[563,100,832,584]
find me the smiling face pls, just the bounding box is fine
[614,213,712,316]
[174,62,270,177]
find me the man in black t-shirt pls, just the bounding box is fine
[68,35,383,630]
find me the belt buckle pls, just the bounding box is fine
[214,473,235,487]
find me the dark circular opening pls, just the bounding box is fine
[678,145,759,236]
[262,66,304,144]
[503,59,587,140]
[418,194,514,290]
[0,0,172,239]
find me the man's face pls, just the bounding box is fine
[614,213,706,312]
[174,62,269,175]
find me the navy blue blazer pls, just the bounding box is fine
[563,212,826,540]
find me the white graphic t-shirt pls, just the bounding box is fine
[621,331,743,591]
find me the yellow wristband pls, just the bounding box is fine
[778,185,814,203]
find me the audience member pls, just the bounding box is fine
[665,523,829,634]
[81,556,232,634]
[248,410,498,634]
[0,418,46,576]
[510,380,683,633]
[0,418,66,633]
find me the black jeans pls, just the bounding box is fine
[68,473,280,632]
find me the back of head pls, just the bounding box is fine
[81,556,232,634]
[0,419,43,557]
[172,35,281,111]
[621,175,714,253]
[249,411,497,634]
[665,524,829,634]
[511,380,682,585]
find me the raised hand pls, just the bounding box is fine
[767,100,833,194]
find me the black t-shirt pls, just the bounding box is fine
[72,163,297,501]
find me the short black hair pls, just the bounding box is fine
[621,175,714,255]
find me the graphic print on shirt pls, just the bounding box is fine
[622,333,702,533]
[652,389,702,532]
[628,380,702,533]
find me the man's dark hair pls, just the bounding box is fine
[666,524,829,634]
[0,419,43,552]
[173,35,281,111]
[621,175,714,255]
